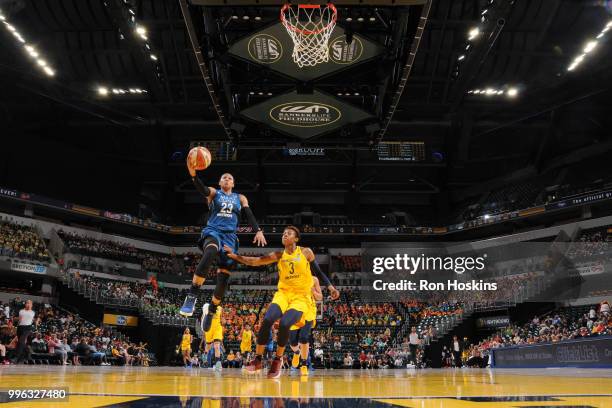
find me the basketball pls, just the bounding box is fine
[187,146,212,171]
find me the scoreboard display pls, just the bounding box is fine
[377,141,426,161]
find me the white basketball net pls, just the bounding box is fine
[281,3,337,68]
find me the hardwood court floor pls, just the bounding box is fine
[1,366,612,407]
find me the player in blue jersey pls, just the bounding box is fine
[180,168,267,326]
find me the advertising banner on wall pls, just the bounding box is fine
[103,314,139,327]
[492,336,612,368]
[11,262,47,274]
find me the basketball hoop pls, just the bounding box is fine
[281,3,337,68]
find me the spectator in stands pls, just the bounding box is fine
[89,340,110,366]
[343,352,353,368]
[601,301,610,316]
[75,338,91,364]
[47,334,69,365]
[314,346,324,367]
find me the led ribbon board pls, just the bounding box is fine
[227,23,385,81]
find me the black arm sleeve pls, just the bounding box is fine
[310,260,332,287]
[242,206,260,232]
[192,175,211,197]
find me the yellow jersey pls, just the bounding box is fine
[241,329,252,345]
[180,334,192,350]
[211,306,222,326]
[277,246,313,294]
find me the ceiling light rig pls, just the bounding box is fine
[0,8,56,77]
[467,86,519,98]
[105,1,163,81]
[454,1,492,73]
[97,86,148,96]
[567,20,611,72]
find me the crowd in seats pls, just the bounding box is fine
[0,297,152,366]
[464,301,611,366]
[460,182,543,221]
[58,230,183,275]
[567,227,611,260]
[0,218,50,262]
[60,230,279,281]
[323,303,402,327]
[333,255,361,272]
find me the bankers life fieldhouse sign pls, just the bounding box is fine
[241,90,372,139]
[228,23,384,81]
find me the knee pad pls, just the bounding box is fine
[194,242,218,278]
[298,322,312,344]
[213,271,230,301]
[277,310,303,347]
[289,330,299,348]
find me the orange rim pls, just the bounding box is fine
[280,3,337,36]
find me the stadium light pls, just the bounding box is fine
[103,86,147,96]
[150,54,158,61]
[468,27,480,41]
[566,20,611,72]
[583,40,597,53]
[2,14,57,77]
[458,54,465,61]
[507,88,518,97]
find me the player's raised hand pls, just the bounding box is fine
[253,230,267,247]
[327,285,340,301]
[187,161,196,178]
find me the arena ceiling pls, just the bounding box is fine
[0,0,611,225]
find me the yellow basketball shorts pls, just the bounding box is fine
[271,289,311,317]
[205,322,223,344]
[289,297,317,331]
[240,342,251,354]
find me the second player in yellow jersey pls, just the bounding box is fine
[224,225,339,379]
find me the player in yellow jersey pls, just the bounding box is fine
[240,324,254,359]
[224,225,339,378]
[289,275,322,376]
[180,327,192,367]
[201,303,224,371]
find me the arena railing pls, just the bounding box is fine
[4,185,612,237]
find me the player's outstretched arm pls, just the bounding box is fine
[302,247,340,300]
[239,195,267,247]
[191,171,216,200]
[223,245,280,266]
[312,276,323,301]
